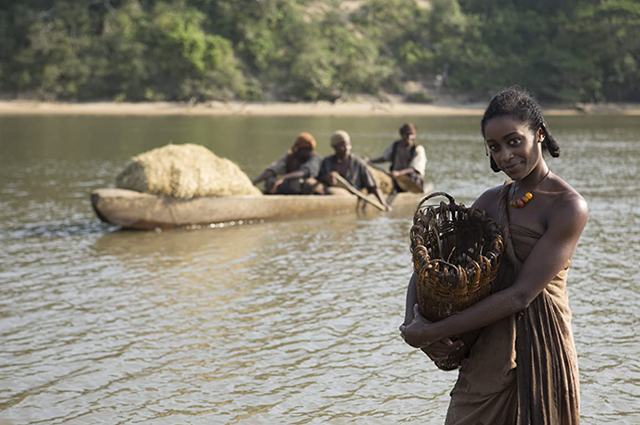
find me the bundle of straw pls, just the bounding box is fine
[410,192,503,370]
[116,143,261,198]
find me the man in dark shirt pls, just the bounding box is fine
[318,130,392,211]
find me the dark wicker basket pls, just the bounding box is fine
[410,192,503,370]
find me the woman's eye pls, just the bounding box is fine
[487,145,498,151]
[508,138,522,146]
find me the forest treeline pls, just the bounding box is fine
[0,0,639,103]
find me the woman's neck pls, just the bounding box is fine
[517,163,550,192]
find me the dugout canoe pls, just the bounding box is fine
[90,186,433,230]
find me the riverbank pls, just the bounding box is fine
[1,100,640,116]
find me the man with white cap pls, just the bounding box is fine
[318,130,392,211]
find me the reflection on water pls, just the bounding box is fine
[1,220,110,240]
[0,115,639,424]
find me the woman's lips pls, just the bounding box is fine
[503,162,522,172]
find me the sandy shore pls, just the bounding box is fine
[1,100,639,117]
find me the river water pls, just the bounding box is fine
[0,114,638,424]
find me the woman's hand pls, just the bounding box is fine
[399,304,438,349]
[400,304,464,361]
[420,339,464,363]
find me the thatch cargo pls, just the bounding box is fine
[116,143,261,198]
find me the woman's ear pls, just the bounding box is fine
[537,127,546,143]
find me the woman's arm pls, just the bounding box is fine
[401,274,464,359]
[401,193,588,349]
[403,274,418,325]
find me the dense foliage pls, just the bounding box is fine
[0,0,638,102]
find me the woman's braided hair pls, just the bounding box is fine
[481,86,560,172]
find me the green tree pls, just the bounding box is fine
[568,0,640,101]
[9,1,99,99]
[0,0,639,103]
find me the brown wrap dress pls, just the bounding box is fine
[445,183,580,425]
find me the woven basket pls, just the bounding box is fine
[410,192,503,370]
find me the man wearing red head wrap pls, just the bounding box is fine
[252,132,323,195]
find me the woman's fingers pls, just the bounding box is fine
[422,339,465,361]
[422,348,445,361]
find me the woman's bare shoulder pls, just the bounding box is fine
[472,185,505,221]
[546,175,589,230]
[550,174,587,206]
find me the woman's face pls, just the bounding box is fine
[484,115,543,180]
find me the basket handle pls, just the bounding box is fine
[416,191,456,210]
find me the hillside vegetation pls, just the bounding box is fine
[1,0,638,103]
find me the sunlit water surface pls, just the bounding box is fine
[0,115,638,424]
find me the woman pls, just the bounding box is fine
[400,87,588,424]
[252,132,322,195]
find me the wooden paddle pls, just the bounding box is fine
[330,172,386,211]
[368,162,425,194]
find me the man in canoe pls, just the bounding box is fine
[252,132,323,195]
[368,122,427,193]
[318,130,392,211]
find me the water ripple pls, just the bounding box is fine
[1,116,639,424]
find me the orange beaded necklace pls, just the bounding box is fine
[510,169,550,208]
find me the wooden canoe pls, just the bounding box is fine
[90,185,433,230]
